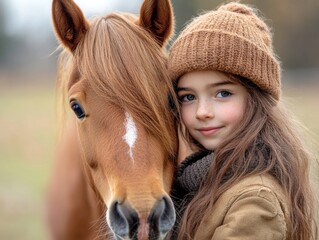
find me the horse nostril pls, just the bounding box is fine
[148,196,176,238]
[108,201,139,239]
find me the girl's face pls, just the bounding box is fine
[177,70,248,150]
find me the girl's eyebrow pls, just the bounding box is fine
[176,87,190,92]
[209,80,235,88]
[177,80,235,92]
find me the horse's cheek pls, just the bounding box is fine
[163,160,174,192]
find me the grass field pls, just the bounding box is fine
[0,82,318,239]
[0,84,55,240]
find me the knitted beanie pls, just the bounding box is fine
[169,2,281,100]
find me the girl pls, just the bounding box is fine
[168,2,316,240]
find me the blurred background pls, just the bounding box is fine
[0,0,318,239]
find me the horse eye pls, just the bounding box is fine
[70,101,86,120]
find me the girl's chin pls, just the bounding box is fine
[199,141,217,151]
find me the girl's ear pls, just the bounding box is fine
[52,0,89,52]
[138,0,174,46]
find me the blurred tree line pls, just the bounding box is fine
[0,0,318,79]
[0,0,57,83]
[0,0,9,66]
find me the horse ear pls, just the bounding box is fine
[139,0,174,46]
[52,0,89,52]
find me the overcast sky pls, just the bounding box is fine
[4,0,142,35]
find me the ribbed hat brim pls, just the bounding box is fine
[169,30,281,100]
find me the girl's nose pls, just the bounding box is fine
[196,100,213,120]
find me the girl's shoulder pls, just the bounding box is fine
[221,174,288,213]
[227,174,285,196]
[195,174,290,239]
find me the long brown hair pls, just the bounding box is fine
[176,76,316,240]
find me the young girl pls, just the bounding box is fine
[168,2,316,240]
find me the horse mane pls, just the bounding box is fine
[56,13,177,157]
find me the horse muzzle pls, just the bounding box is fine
[107,196,175,240]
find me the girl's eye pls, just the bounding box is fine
[216,90,232,98]
[70,101,86,120]
[179,94,196,102]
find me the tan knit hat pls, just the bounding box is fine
[169,2,281,100]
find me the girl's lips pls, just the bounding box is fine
[198,127,222,136]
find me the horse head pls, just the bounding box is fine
[52,0,177,239]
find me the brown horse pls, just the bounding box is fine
[46,0,177,239]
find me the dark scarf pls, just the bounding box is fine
[176,150,213,192]
[168,150,213,239]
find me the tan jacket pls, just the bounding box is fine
[194,174,289,240]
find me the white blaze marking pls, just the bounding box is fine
[123,112,137,160]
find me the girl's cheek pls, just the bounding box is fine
[181,107,194,128]
[218,103,245,124]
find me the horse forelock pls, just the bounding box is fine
[57,13,177,157]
